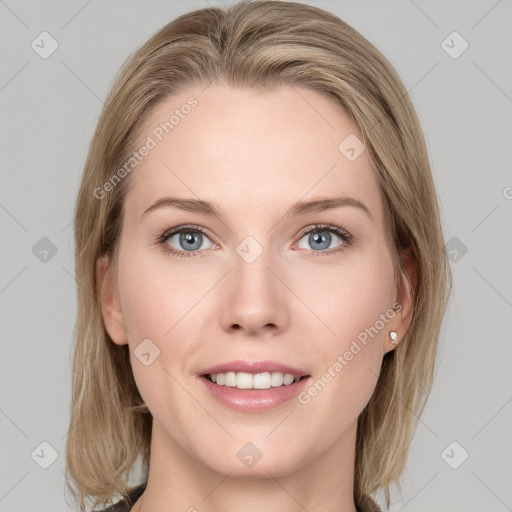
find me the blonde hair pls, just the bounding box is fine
[65,1,452,510]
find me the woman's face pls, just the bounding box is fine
[99,84,413,478]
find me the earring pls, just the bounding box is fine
[389,331,398,345]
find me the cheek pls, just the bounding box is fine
[117,243,186,341]
[117,249,192,417]
[301,250,395,344]
[117,245,204,386]
[300,252,395,403]
[122,274,169,341]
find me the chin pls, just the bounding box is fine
[199,443,306,479]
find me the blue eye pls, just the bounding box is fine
[295,224,353,253]
[157,223,353,258]
[158,224,215,258]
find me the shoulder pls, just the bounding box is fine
[95,482,147,512]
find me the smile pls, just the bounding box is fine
[204,371,306,389]
[198,360,311,411]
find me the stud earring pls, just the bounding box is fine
[389,331,398,344]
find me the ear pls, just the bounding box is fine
[96,254,128,346]
[383,244,416,355]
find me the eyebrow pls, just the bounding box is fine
[141,196,373,222]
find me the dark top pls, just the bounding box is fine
[97,482,147,512]
[97,482,382,512]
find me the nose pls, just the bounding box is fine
[219,245,290,337]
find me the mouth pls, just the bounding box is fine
[202,371,310,390]
[198,360,311,410]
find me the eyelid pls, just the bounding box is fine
[296,223,352,241]
[159,224,216,243]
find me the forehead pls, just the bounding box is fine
[124,84,382,225]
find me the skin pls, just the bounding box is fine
[97,83,415,512]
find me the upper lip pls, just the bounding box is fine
[200,360,309,378]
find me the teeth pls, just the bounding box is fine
[224,372,237,387]
[208,371,300,389]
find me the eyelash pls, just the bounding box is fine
[156,223,354,259]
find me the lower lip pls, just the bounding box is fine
[199,375,311,412]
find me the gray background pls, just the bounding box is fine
[1,0,511,510]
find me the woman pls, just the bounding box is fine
[65,1,452,511]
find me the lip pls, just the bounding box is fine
[197,360,311,412]
[199,360,309,378]
[199,373,311,412]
